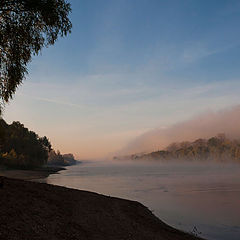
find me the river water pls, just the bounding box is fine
[39,160,240,240]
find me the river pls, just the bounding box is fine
[39,160,240,240]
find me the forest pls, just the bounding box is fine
[0,119,75,168]
[129,134,240,162]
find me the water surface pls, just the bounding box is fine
[39,160,240,240]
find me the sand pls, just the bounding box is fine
[0,166,65,180]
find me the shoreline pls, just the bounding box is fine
[0,177,204,240]
[0,165,65,180]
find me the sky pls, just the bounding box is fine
[4,0,240,159]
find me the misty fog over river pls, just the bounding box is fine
[39,161,240,240]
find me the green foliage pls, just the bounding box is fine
[62,153,76,165]
[0,0,72,112]
[0,119,51,168]
[132,134,240,162]
[48,150,64,166]
[48,150,76,166]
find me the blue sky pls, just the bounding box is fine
[4,0,240,158]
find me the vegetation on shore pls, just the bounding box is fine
[0,119,76,169]
[48,151,76,166]
[119,134,240,162]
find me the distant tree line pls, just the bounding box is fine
[129,134,240,162]
[48,151,76,166]
[0,119,75,168]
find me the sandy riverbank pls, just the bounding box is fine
[0,177,204,240]
[0,166,65,180]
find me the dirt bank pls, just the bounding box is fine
[0,177,204,240]
[0,166,65,180]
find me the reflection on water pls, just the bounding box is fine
[39,161,240,240]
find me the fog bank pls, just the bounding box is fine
[118,105,240,155]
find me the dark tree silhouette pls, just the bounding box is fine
[0,0,72,112]
[0,119,52,168]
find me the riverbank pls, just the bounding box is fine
[0,165,65,180]
[0,177,204,240]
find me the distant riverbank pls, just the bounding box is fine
[0,165,65,180]
[0,177,203,240]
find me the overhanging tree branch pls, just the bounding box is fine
[0,0,72,114]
